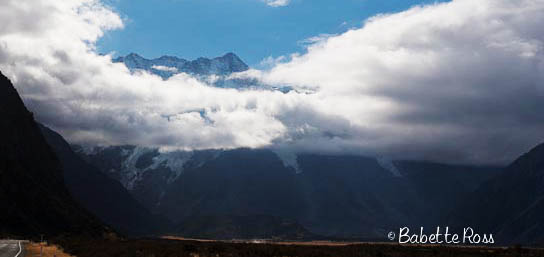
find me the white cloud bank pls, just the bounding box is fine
[1,0,544,164]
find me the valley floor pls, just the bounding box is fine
[52,237,544,257]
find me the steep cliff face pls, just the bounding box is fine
[0,71,107,238]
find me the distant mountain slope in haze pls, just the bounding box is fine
[450,143,544,245]
[77,146,498,239]
[38,124,171,236]
[0,71,107,238]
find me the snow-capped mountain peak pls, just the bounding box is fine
[113,52,248,79]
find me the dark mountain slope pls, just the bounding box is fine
[158,149,306,224]
[150,150,497,238]
[450,143,544,245]
[38,124,171,236]
[395,161,499,226]
[0,71,107,238]
[77,144,498,239]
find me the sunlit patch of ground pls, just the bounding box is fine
[25,242,73,257]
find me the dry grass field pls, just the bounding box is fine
[25,242,73,257]
[52,237,544,257]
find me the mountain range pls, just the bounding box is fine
[74,146,500,239]
[2,56,544,245]
[113,52,249,79]
[114,52,292,92]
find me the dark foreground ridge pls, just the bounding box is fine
[0,70,107,238]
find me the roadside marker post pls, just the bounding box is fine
[40,234,44,257]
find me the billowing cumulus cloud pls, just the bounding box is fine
[236,0,544,164]
[0,0,293,150]
[1,0,544,165]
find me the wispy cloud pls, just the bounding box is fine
[263,0,290,7]
[297,33,337,46]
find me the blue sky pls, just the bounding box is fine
[99,0,448,66]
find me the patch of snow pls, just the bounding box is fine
[376,157,402,177]
[122,146,153,190]
[273,150,301,174]
[156,191,166,207]
[151,150,194,184]
[120,148,130,157]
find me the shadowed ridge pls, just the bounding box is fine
[449,142,544,245]
[0,70,109,238]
